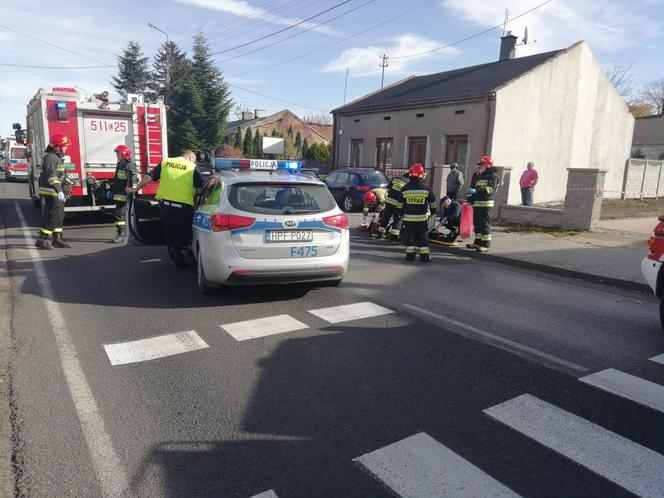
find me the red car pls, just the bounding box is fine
[641,215,664,331]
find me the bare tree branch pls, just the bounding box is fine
[603,61,633,99]
[639,78,664,114]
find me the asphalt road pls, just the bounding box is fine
[1,180,663,498]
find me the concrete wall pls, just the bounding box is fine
[632,114,664,160]
[498,205,564,227]
[334,100,492,176]
[490,42,634,204]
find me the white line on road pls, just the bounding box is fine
[15,204,130,496]
[308,301,394,324]
[650,353,664,365]
[484,394,664,497]
[579,368,664,413]
[249,491,279,498]
[401,303,588,375]
[104,330,209,365]
[139,258,162,263]
[221,314,308,341]
[353,432,520,498]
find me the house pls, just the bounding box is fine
[331,36,635,203]
[224,109,332,145]
[632,113,664,160]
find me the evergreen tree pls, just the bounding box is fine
[112,41,150,101]
[234,128,243,149]
[169,75,204,153]
[302,137,310,159]
[271,128,279,137]
[284,130,297,159]
[253,131,262,158]
[190,31,232,152]
[295,131,302,156]
[147,40,190,107]
[242,127,254,157]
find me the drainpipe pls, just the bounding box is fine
[482,92,496,155]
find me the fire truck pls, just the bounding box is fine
[26,87,167,212]
[1,134,29,181]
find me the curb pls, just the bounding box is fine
[429,240,652,293]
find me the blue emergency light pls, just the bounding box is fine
[214,158,301,172]
[55,101,68,121]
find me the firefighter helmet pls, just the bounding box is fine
[409,163,425,178]
[114,145,131,160]
[478,155,494,167]
[49,134,71,153]
[363,191,376,204]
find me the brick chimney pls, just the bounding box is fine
[254,109,266,119]
[499,31,518,61]
[241,111,254,120]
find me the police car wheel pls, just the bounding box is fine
[197,251,217,295]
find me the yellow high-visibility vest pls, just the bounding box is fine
[155,157,196,206]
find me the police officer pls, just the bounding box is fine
[466,155,497,253]
[127,150,203,268]
[394,163,436,262]
[379,173,408,239]
[36,134,71,250]
[109,145,135,243]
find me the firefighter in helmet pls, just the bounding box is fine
[394,163,437,262]
[36,134,71,250]
[127,150,204,268]
[466,155,497,253]
[109,145,135,243]
[361,187,387,237]
[379,173,408,239]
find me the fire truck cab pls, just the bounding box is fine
[26,87,167,212]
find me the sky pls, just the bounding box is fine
[0,0,663,136]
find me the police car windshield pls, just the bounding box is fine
[358,171,387,183]
[10,148,26,160]
[229,183,336,215]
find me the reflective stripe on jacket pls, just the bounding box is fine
[38,149,63,197]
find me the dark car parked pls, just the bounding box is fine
[324,168,389,211]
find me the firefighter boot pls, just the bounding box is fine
[111,226,125,244]
[419,249,431,263]
[35,234,52,250]
[52,232,71,248]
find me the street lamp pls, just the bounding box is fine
[148,22,170,107]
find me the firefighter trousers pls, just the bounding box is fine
[39,196,64,238]
[473,206,492,248]
[379,204,402,236]
[113,202,127,229]
[403,221,430,259]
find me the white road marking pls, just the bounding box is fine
[249,491,279,498]
[104,330,209,366]
[579,368,664,413]
[308,301,394,324]
[15,204,130,496]
[139,258,162,263]
[221,314,308,341]
[353,432,520,498]
[650,353,664,365]
[484,394,664,497]
[401,303,588,375]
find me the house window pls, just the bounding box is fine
[376,138,393,171]
[408,136,427,167]
[444,135,468,168]
[350,139,363,167]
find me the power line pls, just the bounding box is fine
[210,0,353,56]
[390,0,553,60]
[0,62,114,69]
[227,0,439,78]
[229,83,329,112]
[216,0,375,65]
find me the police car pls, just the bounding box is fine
[641,215,664,331]
[192,158,350,293]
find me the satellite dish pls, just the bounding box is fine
[523,27,529,45]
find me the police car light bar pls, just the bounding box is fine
[214,158,301,172]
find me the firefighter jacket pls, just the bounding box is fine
[385,175,408,207]
[473,168,498,208]
[111,158,135,202]
[363,187,387,215]
[38,147,63,197]
[394,178,437,223]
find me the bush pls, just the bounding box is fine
[216,144,242,158]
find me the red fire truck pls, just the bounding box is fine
[26,87,167,212]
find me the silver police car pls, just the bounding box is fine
[192,159,350,293]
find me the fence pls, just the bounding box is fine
[622,159,664,199]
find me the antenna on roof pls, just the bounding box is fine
[502,9,509,36]
[516,26,538,47]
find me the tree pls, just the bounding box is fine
[302,137,310,159]
[233,128,242,149]
[638,78,664,115]
[242,127,254,157]
[295,131,302,156]
[305,142,331,162]
[147,40,189,107]
[216,144,243,157]
[302,112,332,125]
[190,31,233,152]
[253,131,262,158]
[271,128,280,137]
[112,41,150,101]
[628,103,654,118]
[169,75,204,153]
[603,61,633,99]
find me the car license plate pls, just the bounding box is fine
[265,230,313,242]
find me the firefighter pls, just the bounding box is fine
[362,188,387,237]
[109,145,135,243]
[430,195,462,245]
[466,155,497,253]
[379,173,408,239]
[126,150,203,268]
[395,163,436,262]
[36,134,71,250]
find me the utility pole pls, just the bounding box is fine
[148,22,170,107]
[379,54,389,89]
[343,67,349,104]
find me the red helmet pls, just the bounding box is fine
[478,155,494,167]
[409,163,425,178]
[49,133,71,153]
[114,144,131,160]
[363,191,376,203]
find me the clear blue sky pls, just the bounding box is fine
[1,0,662,134]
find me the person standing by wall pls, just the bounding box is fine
[446,163,464,200]
[519,161,538,206]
